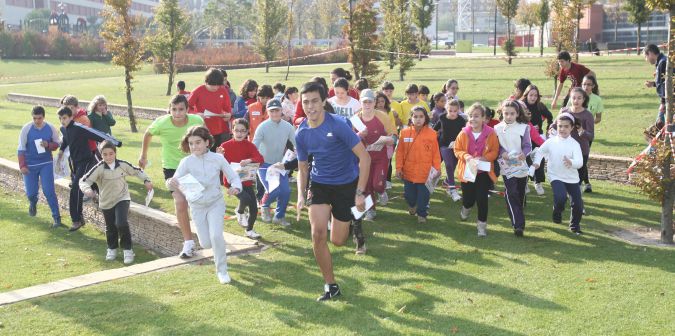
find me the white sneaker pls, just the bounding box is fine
[123,249,135,264]
[525,184,531,194]
[217,271,231,284]
[477,221,487,237]
[245,229,261,239]
[449,188,462,202]
[378,191,389,206]
[261,207,272,222]
[385,181,392,190]
[364,209,376,221]
[534,183,545,196]
[460,206,470,220]
[105,248,117,261]
[272,217,291,227]
[327,220,332,231]
[179,240,195,258]
[236,213,248,228]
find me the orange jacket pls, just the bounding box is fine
[453,127,500,183]
[395,126,441,183]
[247,102,268,141]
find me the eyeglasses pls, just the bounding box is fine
[582,83,594,87]
[233,129,248,133]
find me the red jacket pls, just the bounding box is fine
[188,84,232,135]
[219,139,264,187]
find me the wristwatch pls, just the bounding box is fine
[355,189,365,197]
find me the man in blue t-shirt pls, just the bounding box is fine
[295,82,371,301]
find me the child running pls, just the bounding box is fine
[218,118,265,239]
[234,79,258,119]
[533,113,585,235]
[396,106,441,223]
[400,84,430,113]
[328,78,361,117]
[433,99,466,202]
[80,141,153,264]
[562,87,595,193]
[187,68,233,150]
[168,126,242,284]
[521,85,553,195]
[454,103,499,237]
[494,100,532,237]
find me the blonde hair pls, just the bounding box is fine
[467,102,486,117]
[87,95,108,114]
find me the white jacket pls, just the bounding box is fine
[172,151,242,208]
[533,135,583,184]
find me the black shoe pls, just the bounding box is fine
[69,220,85,232]
[317,284,341,301]
[552,213,562,224]
[29,202,37,217]
[570,228,583,235]
[514,229,524,237]
[51,217,63,229]
[584,183,592,193]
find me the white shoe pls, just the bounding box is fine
[364,209,376,221]
[236,213,248,228]
[272,217,291,227]
[534,183,545,196]
[477,221,487,237]
[179,240,195,258]
[385,181,392,190]
[217,271,231,284]
[327,220,332,231]
[449,188,462,202]
[123,249,135,264]
[460,206,470,220]
[525,184,531,194]
[289,176,297,183]
[105,248,117,261]
[261,207,272,222]
[378,191,389,206]
[245,229,261,239]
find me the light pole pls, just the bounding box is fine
[435,0,439,50]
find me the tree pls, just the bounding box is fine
[317,0,341,42]
[537,0,550,56]
[341,0,381,80]
[516,1,538,52]
[624,0,651,55]
[252,0,287,73]
[100,0,144,132]
[286,0,294,80]
[412,0,435,60]
[569,0,596,61]
[496,0,519,64]
[645,0,675,243]
[146,0,191,96]
[551,0,575,53]
[202,0,252,40]
[606,1,624,42]
[381,0,417,80]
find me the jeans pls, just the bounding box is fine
[258,163,290,219]
[403,180,430,217]
[551,180,584,231]
[102,200,132,250]
[23,162,60,220]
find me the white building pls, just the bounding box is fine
[1,0,159,27]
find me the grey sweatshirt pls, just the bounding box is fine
[252,119,296,164]
[172,151,242,208]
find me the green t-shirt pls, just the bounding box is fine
[567,93,604,117]
[147,114,204,169]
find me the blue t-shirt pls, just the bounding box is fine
[296,113,360,185]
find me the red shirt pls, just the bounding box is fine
[219,139,264,187]
[293,89,360,126]
[558,63,591,90]
[487,119,500,128]
[328,87,360,100]
[188,84,232,135]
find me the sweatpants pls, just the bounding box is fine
[24,162,60,220]
[403,180,430,218]
[578,154,590,185]
[236,185,258,231]
[461,172,491,222]
[503,176,527,230]
[439,146,458,187]
[69,159,95,223]
[102,200,132,250]
[258,163,290,219]
[190,200,228,275]
[551,180,584,231]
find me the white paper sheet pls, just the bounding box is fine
[54,149,70,180]
[349,115,367,132]
[34,139,46,154]
[282,149,296,163]
[145,189,154,207]
[350,195,374,220]
[261,166,284,193]
[477,160,491,172]
[425,167,441,194]
[463,161,477,183]
[528,165,537,177]
[203,109,220,118]
[177,174,205,203]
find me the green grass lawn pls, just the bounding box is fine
[0,189,157,292]
[0,55,656,157]
[0,181,672,335]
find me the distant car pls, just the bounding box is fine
[444,40,455,48]
[473,43,485,47]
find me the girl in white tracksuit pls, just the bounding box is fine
[168,126,242,284]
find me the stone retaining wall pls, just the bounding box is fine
[0,157,196,257]
[7,93,167,120]
[587,154,632,184]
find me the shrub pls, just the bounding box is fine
[49,34,72,58]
